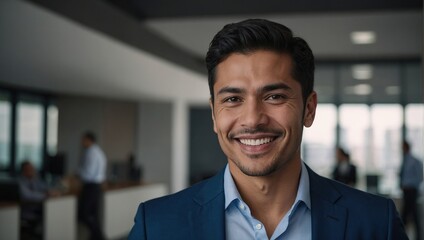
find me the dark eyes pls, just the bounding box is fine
[224,97,242,103]
[266,94,287,101]
[222,94,287,104]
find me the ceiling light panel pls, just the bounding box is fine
[352,64,373,80]
[344,84,373,95]
[350,31,376,44]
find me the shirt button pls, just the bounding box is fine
[238,203,245,210]
[255,223,262,230]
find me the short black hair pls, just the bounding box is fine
[205,19,315,103]
[337,147,350,159]
[20,160,31,173]
[83,131,96,143]
[403,140,410,152]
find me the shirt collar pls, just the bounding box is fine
[224,161,311,210]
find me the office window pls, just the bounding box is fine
[0,93,11,171]
[339,104,370,189]
[370,104,402,195]
[16,102,44,170]
[47,105,59,155]
[302,104,337,177]
[406,104,424,160]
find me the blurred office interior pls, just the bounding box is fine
[0,0,423,239]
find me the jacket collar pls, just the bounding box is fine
[190,168,226,240]
[307,165,347,240]
[189,165,348,240]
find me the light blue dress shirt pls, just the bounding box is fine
[79,144,107,183]
[224,162,311,240]
[401,153,424,189]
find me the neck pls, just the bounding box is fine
[229,157,302,237]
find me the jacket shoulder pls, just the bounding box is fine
[144,177,210,211]
[128,170,225,240]
[311,173,407,239]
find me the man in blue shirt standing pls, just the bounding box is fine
[129,19,408,240]
[400,140,423,240]
[78,132,106,240]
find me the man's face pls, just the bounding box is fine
[23,163,36,179]
[82,137,91,149]
[210,50,317,177]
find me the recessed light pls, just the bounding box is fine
[344,84,373,95]
[385,86,400,95]
[352,64,373,80]
[351,31,376,44]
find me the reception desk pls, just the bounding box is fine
[0,182,167,240]
[103,183,167,239]
[0,202,19,240]
[44,194,77,240]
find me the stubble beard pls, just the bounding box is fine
[230,152,284,177]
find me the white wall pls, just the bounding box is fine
[136,101,172,189]
[57,95,137,174]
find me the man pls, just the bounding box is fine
[129,19,407,239]
[332,147,357,187]
[78,132,106,240]
[400,140,423,240]
[19,161,60,237]
[19,161,59,202]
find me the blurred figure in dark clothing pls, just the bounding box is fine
[332,147,357,187]
[400,140,423,240]
[78,132,106,240]
[18,161,60,239]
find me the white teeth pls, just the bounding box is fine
[239,138,273,146]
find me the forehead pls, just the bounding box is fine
[214,50,296,91]
[23,164,32,169]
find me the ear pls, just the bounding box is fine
[209,99,218,133]
[303,91,317,128]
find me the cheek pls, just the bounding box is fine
[214,109,238,137]
[269,105,303,128]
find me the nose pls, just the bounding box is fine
[240,99,269,128]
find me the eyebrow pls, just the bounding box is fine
[217,86,245,96]
[217,83,292,96]
[259,83,292,94]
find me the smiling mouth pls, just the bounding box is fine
[238,137,276,146]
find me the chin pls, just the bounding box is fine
[234,158,280,177]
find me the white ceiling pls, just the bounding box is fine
[0,1,422,104]
[0,0,209,103]
[145,11,422,60]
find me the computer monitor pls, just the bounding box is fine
[0,180,20,202]
[45,153,66,177]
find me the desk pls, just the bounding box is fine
[44,195,77,240]
[1,182,167,240]
[103,183,167,239]
[0,202,19,240]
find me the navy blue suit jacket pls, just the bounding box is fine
[128,166,407,239]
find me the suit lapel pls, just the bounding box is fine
[187,166,348,240]
[307,166,347,240]
[189,169,226,240]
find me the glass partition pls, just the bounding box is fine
[0,92,11,171]
[16,102,44,170]
[302,104,337,177]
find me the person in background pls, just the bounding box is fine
[19,161,60,202]
[400,140,423,240]
[332,147,357,187]
[18,161,60,238]
[78,132,106,240]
